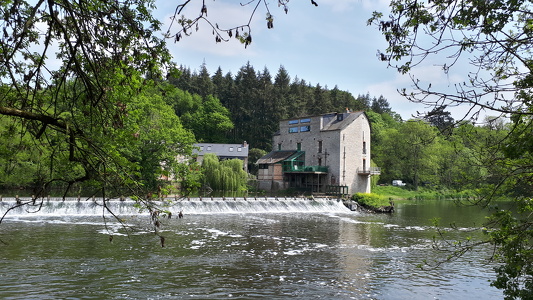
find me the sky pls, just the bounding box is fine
[153,0,474,121]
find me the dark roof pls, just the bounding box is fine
[256,150,298,164]
[193,143,249,158]
[321,111,365,131]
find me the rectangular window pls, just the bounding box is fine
[300,125,310,132]
[207,146,211,151]
[289,127,299,133]
[318,158,322,166]
[300,118,311,123]
[288,120,299,125]
[238,147,242,152]
[229,147,234,152]
[200,146,204,151]
[362,141,366,154]
[259,164,268,169]
[297,143,301,151]
[318,141,322,153]
[278,143,282,150]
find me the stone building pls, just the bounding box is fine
[256,111,379,195]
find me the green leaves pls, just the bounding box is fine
[484,200,533,299]
[0,0,175,197]
[201,153,248,192]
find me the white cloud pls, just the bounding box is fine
[318,0,389,12]
[155,1,484,121]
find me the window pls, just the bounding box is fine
[238,147,242,152]
[200,146,204,151]
[337,114,344,121]
[362,141,366,154]
[278,143,282,150]
[229,147,234,152]
[318,140,322,153]
[300,125,310,132]
[288,120,299,125]
[297,143,301,151]
[300,118,311,123]
[318,158,322,166]
[289,127,299,133]
[207,146,211,151]
[259,164,268,169]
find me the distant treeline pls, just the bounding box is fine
[166,62,396,151]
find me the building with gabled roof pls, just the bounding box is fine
[256,111,379,195]
[193,142,249,172]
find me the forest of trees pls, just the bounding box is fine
[0,59,514,197]
[163,62,516,197]
[167,63,395,150]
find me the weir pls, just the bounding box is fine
[0,197,351,217]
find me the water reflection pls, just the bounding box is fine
[0,199,503,299]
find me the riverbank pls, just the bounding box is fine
[350,186,479,213]
[373,185,477,201]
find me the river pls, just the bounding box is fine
[0,197,503,299]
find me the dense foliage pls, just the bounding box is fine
[169,63,393,150]
[0,0,173,200]
[201,153,248,192]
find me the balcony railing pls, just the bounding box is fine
[357,167,381,175]
[283,165,329,173]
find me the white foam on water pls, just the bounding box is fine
[0,197,351,218]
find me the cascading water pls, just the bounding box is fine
[0,197,351,217]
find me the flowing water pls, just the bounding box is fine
[0,197,503,299]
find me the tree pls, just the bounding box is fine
[272,66,291,121]
[232,62,259,143]
[375,119,439,189]
[308,84,333,115]
[163,83,233,143]
[190,63,215,98]
[370,1,533,297]
[0,0,171,199]
[368,0,533,119]
[123,89,196,193]
[0,116,54,191]
[201,153,247,192]
[247,148,267,176]
[254,67,276,150]
[370,96,392,115]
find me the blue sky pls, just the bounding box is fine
[155,0,473,120]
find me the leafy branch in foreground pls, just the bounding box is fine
[370,1,533,297]
[368,0,533,122]
[165,0,318,48]
[0,0,172,197]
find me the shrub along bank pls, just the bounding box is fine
[351,186,480,212]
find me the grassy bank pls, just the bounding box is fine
[352,186,479,209]
[372,186,477,201]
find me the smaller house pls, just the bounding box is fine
[193,142,249,172]
[256,150,301,191]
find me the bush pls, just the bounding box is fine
[352,193,391,208]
